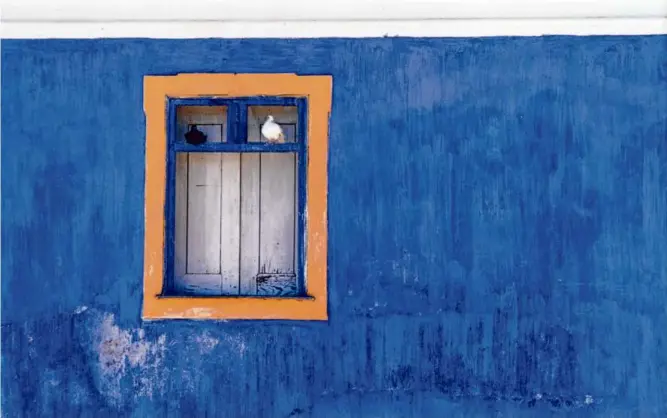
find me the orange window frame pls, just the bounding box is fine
[142,73,332,320]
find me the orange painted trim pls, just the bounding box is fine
[142,73,332,320]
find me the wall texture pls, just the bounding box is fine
[2,36,666,417]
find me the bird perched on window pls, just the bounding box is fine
[261,115,285,143]
[184,125,207,145]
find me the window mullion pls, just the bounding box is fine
[227,102,248,144]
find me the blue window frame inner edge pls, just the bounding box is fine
[162,96,309,297]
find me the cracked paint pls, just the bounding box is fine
[96,313,167,406]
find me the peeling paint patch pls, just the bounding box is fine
[95,313,167,406]
[195,331,220,354]
[184,307,216,318]
[223,333,247,357]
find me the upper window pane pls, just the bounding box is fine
[176,105,227,144]
[248,105,297,143]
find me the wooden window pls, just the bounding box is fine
[171,102,302,297]
[143,74,332,320]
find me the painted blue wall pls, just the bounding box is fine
[2,36,666,417]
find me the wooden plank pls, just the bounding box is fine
[174,152,224,296]
[173,274,223,296]
[220,153,241,295]
[256,273,297,296]
[246,105,299,295]
[187,152,222,278]
[295,98,308,296]
[240,152,261,295]
[259,152,297,278]
[185,118,223,278]
[174,142,300,153]
[293,154,300,291]
[174,153,188,278]
[174,106,226,295]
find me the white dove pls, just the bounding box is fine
[261,115,285,143]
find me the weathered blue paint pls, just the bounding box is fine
[164,99,178,294]
[172,142,301,152]
[2,36,667,417]
[297,98,308,296]
[235,102,248,144]
[172,97,300,107]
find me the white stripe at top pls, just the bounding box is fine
[1,0,666,38]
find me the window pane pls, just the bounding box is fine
[176,105,227,144]
[248,106,298,143]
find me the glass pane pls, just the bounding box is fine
[176,105,227,144]
[248,105,298,143]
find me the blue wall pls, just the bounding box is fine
[2,36,666,417]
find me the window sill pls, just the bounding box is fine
[157,294,315,300]
[143,292,326,321]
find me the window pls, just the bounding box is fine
[143,74,332,320]
[171,102,304,298]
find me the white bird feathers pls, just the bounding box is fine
[261,115,285,143]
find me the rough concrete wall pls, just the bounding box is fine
[2,36,666,417]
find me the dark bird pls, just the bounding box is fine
[185,125,207,145]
